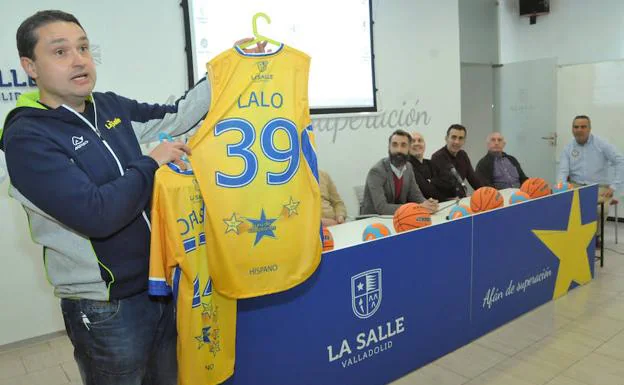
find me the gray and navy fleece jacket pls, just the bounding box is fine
[0,79,210,300]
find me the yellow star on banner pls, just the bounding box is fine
[223,213,243,234]
[283,197,300,217]
[532,190,596,299]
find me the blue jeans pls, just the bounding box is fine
[61,291,177,385]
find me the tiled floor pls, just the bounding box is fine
[2,222,624,385]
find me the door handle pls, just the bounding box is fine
[540,132,557,146]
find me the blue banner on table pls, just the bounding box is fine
[224,186,597,385]
[226,219,473,385]
[471,186,597,338]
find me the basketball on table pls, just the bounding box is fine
[447,204,472,220]
[322,226,334,251]
[393,203,432,233]
[470,187,504,213]
[520,177,552,198]
[509,190,531,205]
[362,223,391,241]
[552,181,574,193]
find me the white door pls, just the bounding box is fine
[494,58,558,183]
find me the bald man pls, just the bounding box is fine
[475,132,528,189]
[408,132,443,200]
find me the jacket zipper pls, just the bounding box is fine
[62,101,152,231]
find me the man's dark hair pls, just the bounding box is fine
[572,115,591,128]
[17,10,85,60]
[446,124,467,137]
[388,129,412,144]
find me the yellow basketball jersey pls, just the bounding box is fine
[148,163,236,385]
[188,45,321,299]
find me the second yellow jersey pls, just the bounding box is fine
[148,163,236,385]
[189,45,321,299]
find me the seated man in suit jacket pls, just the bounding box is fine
[476,132,528,189]
[360,129,439,215]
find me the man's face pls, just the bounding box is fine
[572,118,591,144]
[388,134,410,167]
[446,128,466,155]
[487,133,505,153]
[409,133,425,158]
[20,21,96,109]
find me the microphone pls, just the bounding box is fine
[449,166,466,195]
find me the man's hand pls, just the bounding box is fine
[321,218,338,227]
[601,187,615,199]
[149,141,191,167]
[337,216,346,224]
[421,198,439,213]
[234,38,269,54]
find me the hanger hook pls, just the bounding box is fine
[252,12,271,38]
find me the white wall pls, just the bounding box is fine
[313,0,461,216]
[0,0,187,346]
[459,0,499,64]
[497,0,624,210]
[498,0,624,65]
[0,0,462,345]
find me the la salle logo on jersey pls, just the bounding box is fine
[351,268,382,319]
[252,60,273,82]
[256,61,268,72]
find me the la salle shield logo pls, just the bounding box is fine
[257,60,268,72]
[351,268,382,319]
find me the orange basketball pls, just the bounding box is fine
[448,204,472,219]
[509,190,531,205]
[322,226,334,251]
[470,187,504,213]
[552,181,574,193]
[393,203,432,233]
[520,177,552,198]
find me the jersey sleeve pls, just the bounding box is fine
[148,176,174,296]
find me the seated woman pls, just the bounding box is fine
[320,170,347,226]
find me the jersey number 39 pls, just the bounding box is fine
[214,117,300,188]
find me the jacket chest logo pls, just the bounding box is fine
[72,136,89,151]
[105,117,121,129]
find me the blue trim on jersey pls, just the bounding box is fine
[148,279,171,296]
[203,277,213,296]
[192,276,201,308]
[301,126,319,183]
[234,44,284,57]
[198,232,206,245]
[172,267,181,303]
[183,237,197,253]
[166,162,194,175]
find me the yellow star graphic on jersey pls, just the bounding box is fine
[283,197,300,217]
[223,213,243,234]
[532,190,596,299]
